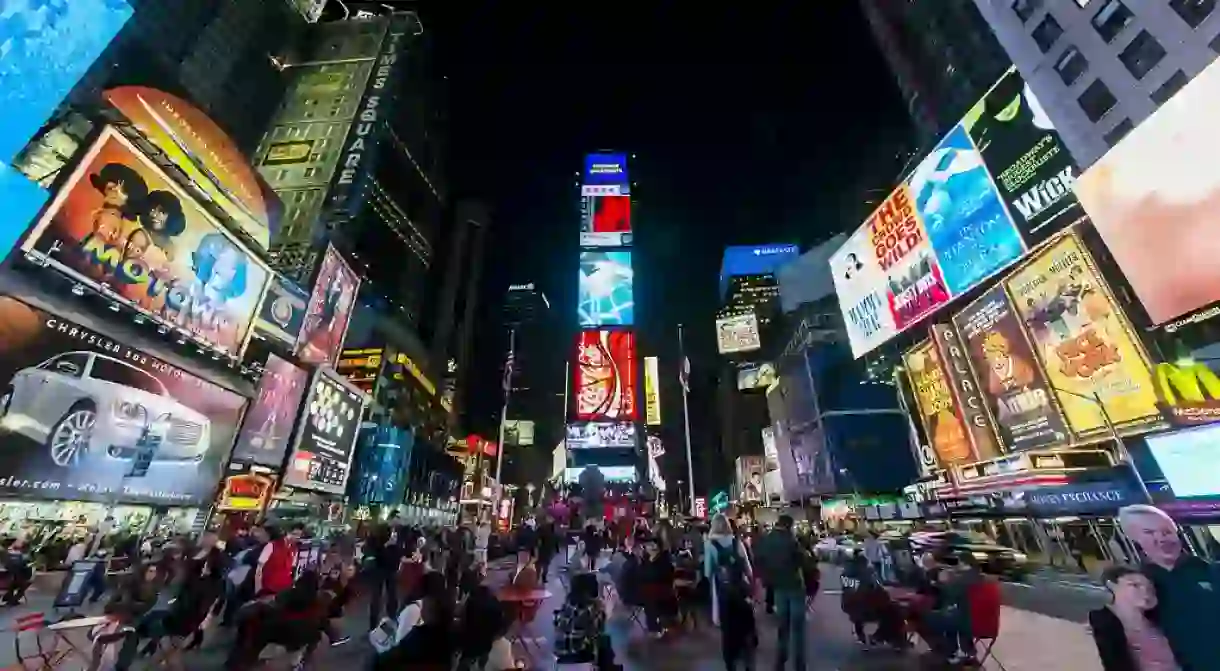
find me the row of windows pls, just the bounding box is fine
[1017,0,1217,148]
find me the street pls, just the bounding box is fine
[0,561,1105,670]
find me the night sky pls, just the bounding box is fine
[420,2,914,487]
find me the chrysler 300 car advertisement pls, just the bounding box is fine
[0,297,247,505]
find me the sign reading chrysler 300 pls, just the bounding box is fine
[21,127,272,356]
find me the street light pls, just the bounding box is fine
[1051,386,1153,504]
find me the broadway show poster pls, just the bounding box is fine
[829,225,897,358]
[952,285,1070,451]
[929,322,1002,461]
[0,297,246,505]
[903,340,974,466]
[909,123,1025,296]
[20,127,271,355]
[253,275,308,346]
[966,67,1079,243]
[295,245,361,366]
[867,186,951,330]
[1004,234,1161,438]
[230,354,307,468]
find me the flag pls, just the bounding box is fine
[679,356,690,393]
[502,350,515,397]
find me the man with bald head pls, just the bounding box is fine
[1118,504,1220,669]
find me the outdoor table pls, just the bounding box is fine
[498,588,552,665]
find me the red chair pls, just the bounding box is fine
[967,579,1006,670]
[12,612,69,670]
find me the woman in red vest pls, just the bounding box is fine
[256,524,303,596]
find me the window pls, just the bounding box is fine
[1152,70,1189,105]
[1055,46,1089,85]
[1170,0,1216,28]
[1119,31,1166,79]
[1092,0,1133,43]
[1103,119,1134,147]
[1032,15,1064,52]
[1013,0,1044,22]
[1079,79,1117,121]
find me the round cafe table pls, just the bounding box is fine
[497,589,553,665]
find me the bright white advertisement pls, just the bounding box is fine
[716,313,761,354]
[829,226,898,358]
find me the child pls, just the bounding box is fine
[553,572,620,671]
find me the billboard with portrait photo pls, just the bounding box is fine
[566,421,636,449]
[908,124,1025,297]
[1003,233,1161,438]
[20,127,271,355]
[952,284,1070,451]
[574,329,637,421]
[230,354,307,468]
[966,67,1079,243]
[903,340,974,466]
[0,297,246,505]
[295,245,361,366]
[284,367,366,495]
[830,226,897,358]
[1074,58,1220,327]
[578,250,633,326]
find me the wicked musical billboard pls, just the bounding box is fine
[0,297,247,505]
[952,284,1071,451]
[1003,233,1161,438]
[20,127,271,355]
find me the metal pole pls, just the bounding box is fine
[679,324,696,515]
[493,329,516,523]
[1091,390,1154,504]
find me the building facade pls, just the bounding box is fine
[860,0,1013,149]
[972,0,1220,168]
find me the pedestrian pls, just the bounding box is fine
[862,531,884,582]
[1089,565,1180,671]
[474,520,491,565]
[255,523,302,597]
[704,513,757,671]
[754,514,808,671]
[537,517,558,584]
[365,522,403,629]
[639,535,675,638]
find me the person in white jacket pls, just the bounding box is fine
[475,522,491,565]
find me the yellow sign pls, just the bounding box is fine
[904,341,972,466]
[644,356,662,426]
[396,353,436,396]
[1004,233,1161,438]
[264,141,314,165]
[1155,361,1220,425]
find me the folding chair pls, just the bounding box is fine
[968,579,1006,671]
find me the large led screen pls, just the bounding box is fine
[284,367,366,495]
[21,128,271,354]
[1075,58,1220,327]
[566,421,637,449]
[578,250,634,326]
[966,67,1079,243]
[574,329,637,421]
[580,195,632,247]
[583,153,629,187]
[104,87,282,249]
[1003,233,1161,438]
[0,297,246,505]
[230,354,307,468]
[563,466,636,484]
[0,0,132,165]
[295,245,361,366]
[1147,425,1220,499]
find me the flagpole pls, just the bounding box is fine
[679,324,696,515]
[494,328,516,524]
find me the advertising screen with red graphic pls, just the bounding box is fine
[574,330,637,420]
[582,195,631,233]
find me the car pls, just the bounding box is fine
[814,535,859,562]
[0,351,212,467]
[909,530,1029,580]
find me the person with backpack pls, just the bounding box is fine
[754,514,808,671]
[704,513,758,671]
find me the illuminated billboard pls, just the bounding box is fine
[284,367,366,495]
[1075,58,1220,327]
[295,245,361,366]
[719,244,798,297]
[0,0,133,165]
[580,195,632,247]
[21,127,272,355]
[574,329,637,420]
[716,313,761,354]
[566,421,636,449]
[578,250,633,326]
[644,356,662,425]
[582,152,629,194]
[104,87,282,249]
[231,354,308,468]
[563,466,636,483]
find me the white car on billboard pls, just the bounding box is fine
[0,351,211,467]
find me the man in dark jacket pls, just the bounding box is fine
[753,515,807,671]
[365,524,402,629]
[840,552,907,648]
[536,519,559,584]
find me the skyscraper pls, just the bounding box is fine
[860,0,1012,149]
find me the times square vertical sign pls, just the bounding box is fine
[324,14,413,217]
